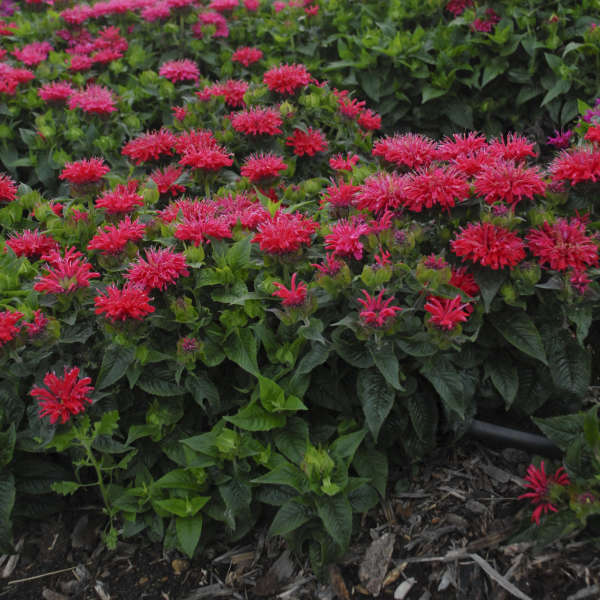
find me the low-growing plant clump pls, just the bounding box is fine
[0,0,599,578]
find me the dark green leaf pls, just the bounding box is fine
[546,330,590,398]
[225,403,286,431]
[176,515,203,558]
[533,413,586,451]
[492,311,548,365]
[474,269,506,313]
[97,345,136,390]
[269,499,313,536]
[274,417,308,465]
[316,494,352,551]
[223,329,260,377]
[137,376,183,397]
[421,356,465,419]
[369,342,404,391]
[356,369,395,442]
[486,357,518,407]
[352,446,388,497]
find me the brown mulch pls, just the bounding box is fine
[1,441,599,600]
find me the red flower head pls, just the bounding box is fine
[68,54,93,72]
[241,152,287,182]
[94,283,155,321]
[232,46,263,67]
[325,218,371,260]
[87,216,146,255]
[0,173,17,203]
[548,148,600,186]
[125,247,190,291]
[272,272,307,306]
[59,158,109,184]
[451,222,526,270]
[95,181,144,214]
[253,211,318,254]
[474,161,546,207]
[449,266,479,297]
[519,461,570,525]
[172,105,188,121]
[424,295,470,330]
[372,133,438,170]
[354,172,407,214]
[357,289,402,328]
[159,59,200,83]
[357,109,381,131]
[13,41,52,66]
[197,79,249,107]
[122,129,176,165]
[311,254,343,276]
[437,132,487,160]
[209,0,239,11]
[336,91,366,118]
[178,142,234,172]
[329,153,359,171]
[67,84,117,115]
[150,165,185,196]
[263,63,312,94]
[445,0,473,17]
[193,11,229,38]
[286,127,328,157]
[527,217,599,272]
[488,133,537,162]
[584,125,600,145]
[403,166,470,212]
[547,129,573,149]
[34,247,100,295]
[175,214,233,246]
[0,309,23,346]
[23,309,48,338]
[320,180,361,209]
[30,366,94,424]
[230,106,283,136]
[6,229,59,259]
[38,81,75,103]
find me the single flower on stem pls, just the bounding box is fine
[357,289,401,328]
[271,273,307,307]
[518,461,570,525]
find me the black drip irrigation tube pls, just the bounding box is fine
[466,419,563,459]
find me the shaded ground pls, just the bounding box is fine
[1,441,598,600]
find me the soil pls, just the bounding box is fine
[1,440,598,600]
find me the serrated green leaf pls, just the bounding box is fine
[352,446,388,498]
[154,496,210,518]
[225,403,286,431]
[546,330,590,398]
[332,329,374,368]
[176,515,202,558]
[251,462,308,493]
[274,417,308,465]
[223,328,260,377]
[533,413,586,451]
[94,410,119,437]
[269,499,313,536]
[329,429,366,463]
[0,473,15,553]
[474,269,506,313]
[97,345,136,390]
[219,478,251,517]
[486,357,518,407]
[0,425,15,468]
[137,376,183,397]
[316,494,352,551]
[356,369,395,442]
[396,333,437,357]
[369,341,404,391]
[406,393,438,445]
[420,356,465,419]
[492,311,548,365]
[51,481,81,495]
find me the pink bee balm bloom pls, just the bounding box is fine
[30,366,94,424]
[122,129,176,165]
[518,462,570,525]
[272,272,307,306]
[357,289,401,328]
[325,218,371,260]
[329,153,359,171]
[159,59,200,83]
[87,216,146,255]
[67,84,117,115]
[547,129,572,149]
[474,161,546,206]
[403,166,470,212]
[424,295,470,330]
[451,222,526,270]
[373,133,438,170]
[357,109,381,131]
[59,158,109,184]
[0,172,17,203]
[95,181,144,214]
[488,132,537,162]
[253,211,318,254]
[38,81,75,102]
[150,165,185,196]
[94,283,155,321]
[241,152,287,182]
[232,46,263,66]
[230,106,283,136]
[285,127,328,157]
[549,148,600,186]
[263,63,312,94]
[125,247,190,291]
[34,247,100,295]
[23,309,48,338]
[6,229,59,259]
[0,309,23,346]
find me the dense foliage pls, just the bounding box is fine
[0,0,599,573]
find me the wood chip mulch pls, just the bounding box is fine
[1,441,598,600]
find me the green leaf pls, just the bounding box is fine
[395,333,437,357]
[481,61,506,87]
[492,311,548,365]
[225,235,252,271]
[137,376,183,397]
[421,85,446,103]
[474,269,506,313]
[294,342,329,376]
[94,410,119,437]
[258,376,286,412]
[541,78,571,107]
[223,329,260,377]
[316,494,352,551]
[332,329,374,368]
[568,305,593,345]
[533,413,586,451]
[348,482,379,513]
[0,473,15,553]
[420,356,465,419]
[352,446,388,498]
[356,369,395,442]
[185,372,219,409]
[154,469,203,491]
[219,478,251,518]
[274,417,308,465]
[176,515,203,558]
[444,101,473,130]
[329,429,366,463]
[486,357,518,407]
[51,481,81,495]
[406,393,438,445]
[369,341,404,391]
[251,462,308,493]
[225,403,286,431]
[97,345,136,390]
[154,496,210,518]
[269,499,313,536]
[545,330,590,398]
[0,425,15,468]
